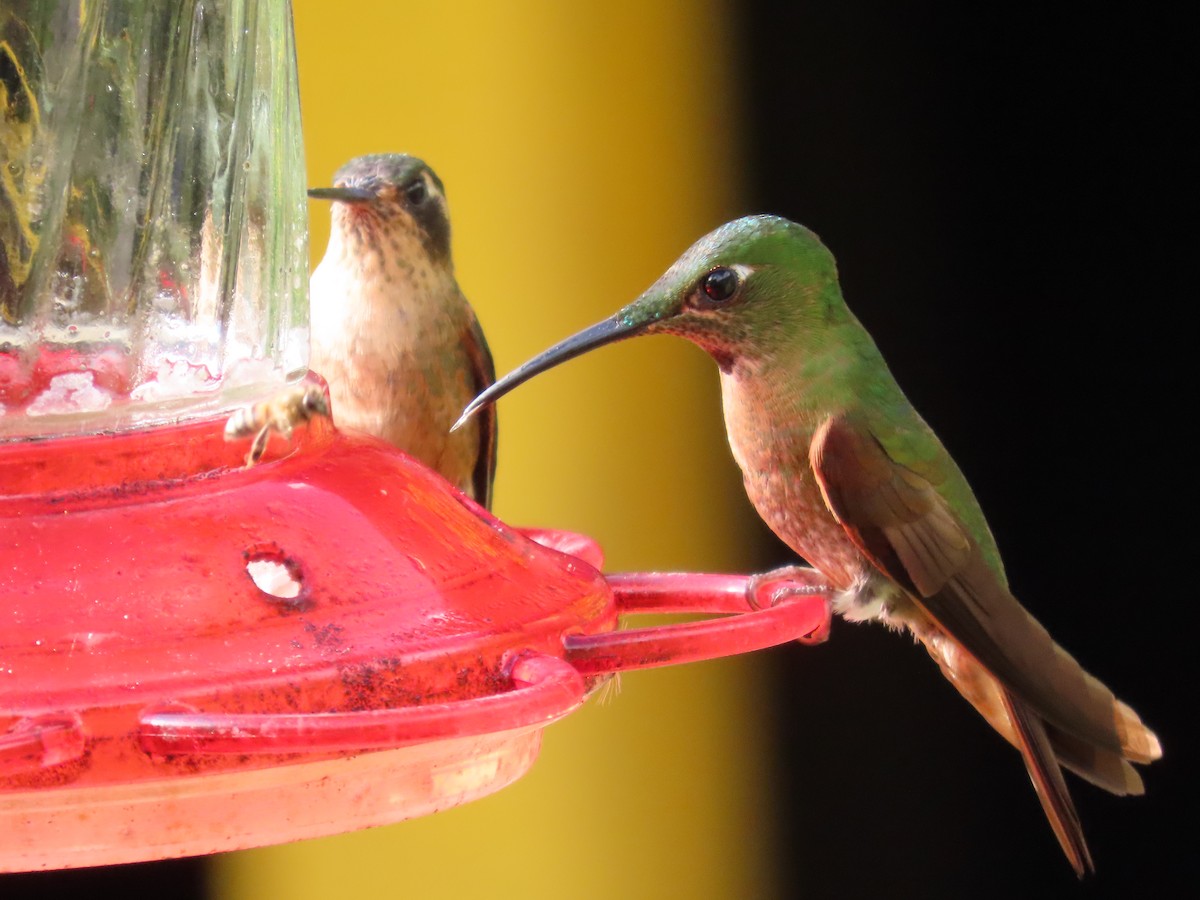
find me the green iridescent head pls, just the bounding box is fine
[455,214,845,429]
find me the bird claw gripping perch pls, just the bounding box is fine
[746,565,833,645]
[516,531,832,671]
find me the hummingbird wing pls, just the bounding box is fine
[461,307,497,509]
[809,413,1159,871]
[807,415,1164,875]
[808,414,1157,763]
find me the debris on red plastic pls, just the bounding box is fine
[0,375,831,871]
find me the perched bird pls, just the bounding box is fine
[457,215,1161,874]
[308,154,496,507]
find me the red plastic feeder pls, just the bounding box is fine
[0,388,830,871]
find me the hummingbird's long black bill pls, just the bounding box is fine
[307,186,375,203]
[452,312,650,431]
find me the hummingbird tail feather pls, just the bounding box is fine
[920,631,1148,797]
[1113,698,1162,764]
[1002,691,1094,878]
[1044,721,1145,795]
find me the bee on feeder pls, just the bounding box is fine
[224,383,331,466]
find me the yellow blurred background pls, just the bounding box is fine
[215,1,779,898]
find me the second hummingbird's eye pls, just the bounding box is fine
[701,267,739,303]
[405,179,428,205]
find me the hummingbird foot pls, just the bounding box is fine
[746,565,832,644]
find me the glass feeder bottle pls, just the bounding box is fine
[1,0,308,438]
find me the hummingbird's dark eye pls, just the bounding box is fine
[404,178,428,205]
[701,267,739,303]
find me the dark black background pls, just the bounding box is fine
[3,861,207,900]
[740,3,1191,898]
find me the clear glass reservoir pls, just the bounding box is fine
[0,0,308,439]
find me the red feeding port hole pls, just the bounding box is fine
[243,542,309,609]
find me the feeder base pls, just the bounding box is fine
[1,728,539,871]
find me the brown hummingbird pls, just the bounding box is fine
[456,215,1161,874]
[308,154,496,507]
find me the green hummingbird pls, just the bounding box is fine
[456,215,1161,874]
[308,154,496,507]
